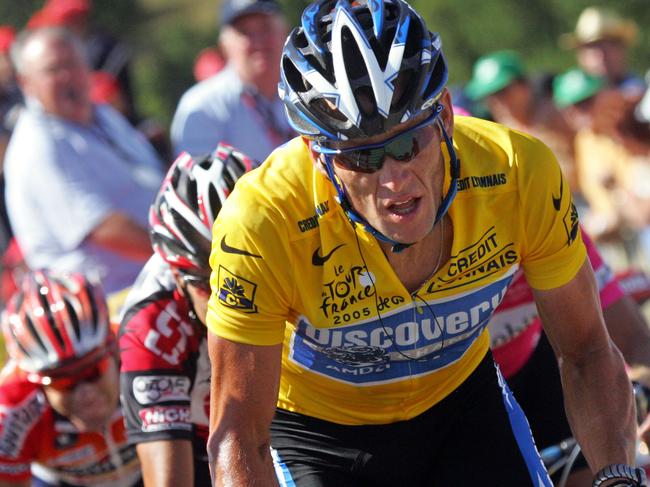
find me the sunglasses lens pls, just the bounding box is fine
[335,150,383,173]
[331,122,431,173]
[47,356,109,391]
[386,134,420,161]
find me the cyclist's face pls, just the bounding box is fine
[43,355,119,432]
[328,91,453,245]
[173,271,210,325]
[19,36,92,124]
[577,39,627,81]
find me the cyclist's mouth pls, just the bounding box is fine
[388,197,420,216]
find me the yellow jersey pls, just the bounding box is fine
[206,116,585,425]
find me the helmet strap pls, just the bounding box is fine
[322,117,460,254]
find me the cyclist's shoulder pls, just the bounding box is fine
[119,255,179,323]
[0,374,51,457]
[0,364,43,405]
[455,116,556,173]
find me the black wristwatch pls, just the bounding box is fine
[592,464,648,487]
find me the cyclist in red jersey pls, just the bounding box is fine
[0,270,142,487]
[118,143,253,486]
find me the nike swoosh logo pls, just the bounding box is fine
[220,236,262,259]
[312,244,345,266]
[552,173,563,211]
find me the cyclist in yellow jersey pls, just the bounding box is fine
[206,1,644,486]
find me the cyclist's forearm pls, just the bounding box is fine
[136,440,194,487]
[208,429,279,487]
[560,342,636,472]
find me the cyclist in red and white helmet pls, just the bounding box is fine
[118,142,253,487]
[0,270,142,487]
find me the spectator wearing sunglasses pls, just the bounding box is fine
[0,271,142,487]
[205,1,642,486]
[118,143,253,487]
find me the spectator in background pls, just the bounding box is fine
[0,26,22,251]
[4,27,162,295]
[0,26,25,310]
[465,51,578,193]
[560,6,644,101]
[0,26,21,150]
[171,0,294,161]
[193,46,226,82]
[27,0,137,120]
[554,68,650,262]
[90,70,172,163]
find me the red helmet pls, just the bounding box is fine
[149,142,253,274]
[1,271,110,380]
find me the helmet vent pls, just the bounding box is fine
[390,69,415,113]
[422,51,447,100]
[283,57,310,93]
[208,185,223,216]
[64,298,81,341]
[24,314,48,355]
[340,26,367,81]
[294,30,309,49]
[309,98,348,122]
[13,336,31,362]
[403,19,424,58]
[354,86,378,117]
[36,287,64,349]
[85,281,99,335]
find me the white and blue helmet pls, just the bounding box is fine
[279,0,448,141]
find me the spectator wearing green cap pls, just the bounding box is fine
[466,50,578,193]
[554,68,650,258]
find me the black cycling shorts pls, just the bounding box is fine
[270,351,552,486]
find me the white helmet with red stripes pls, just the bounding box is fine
[149,142,253,274]
[1,270,110,378]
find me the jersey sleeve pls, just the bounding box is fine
[206,178,295,346]
[0,386,46,482]
[517,137,587,290]
[119,298,197,444]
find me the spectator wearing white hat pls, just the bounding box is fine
[560,6,644,99]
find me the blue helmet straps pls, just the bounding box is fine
[322,116,460,253]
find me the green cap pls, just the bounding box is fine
[465,51,526,101]
[552,68,604,108]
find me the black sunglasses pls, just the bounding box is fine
[312,105,443,173]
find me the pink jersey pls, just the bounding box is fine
[490,229,624,378]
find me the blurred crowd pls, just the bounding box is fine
[458,6,650,273]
